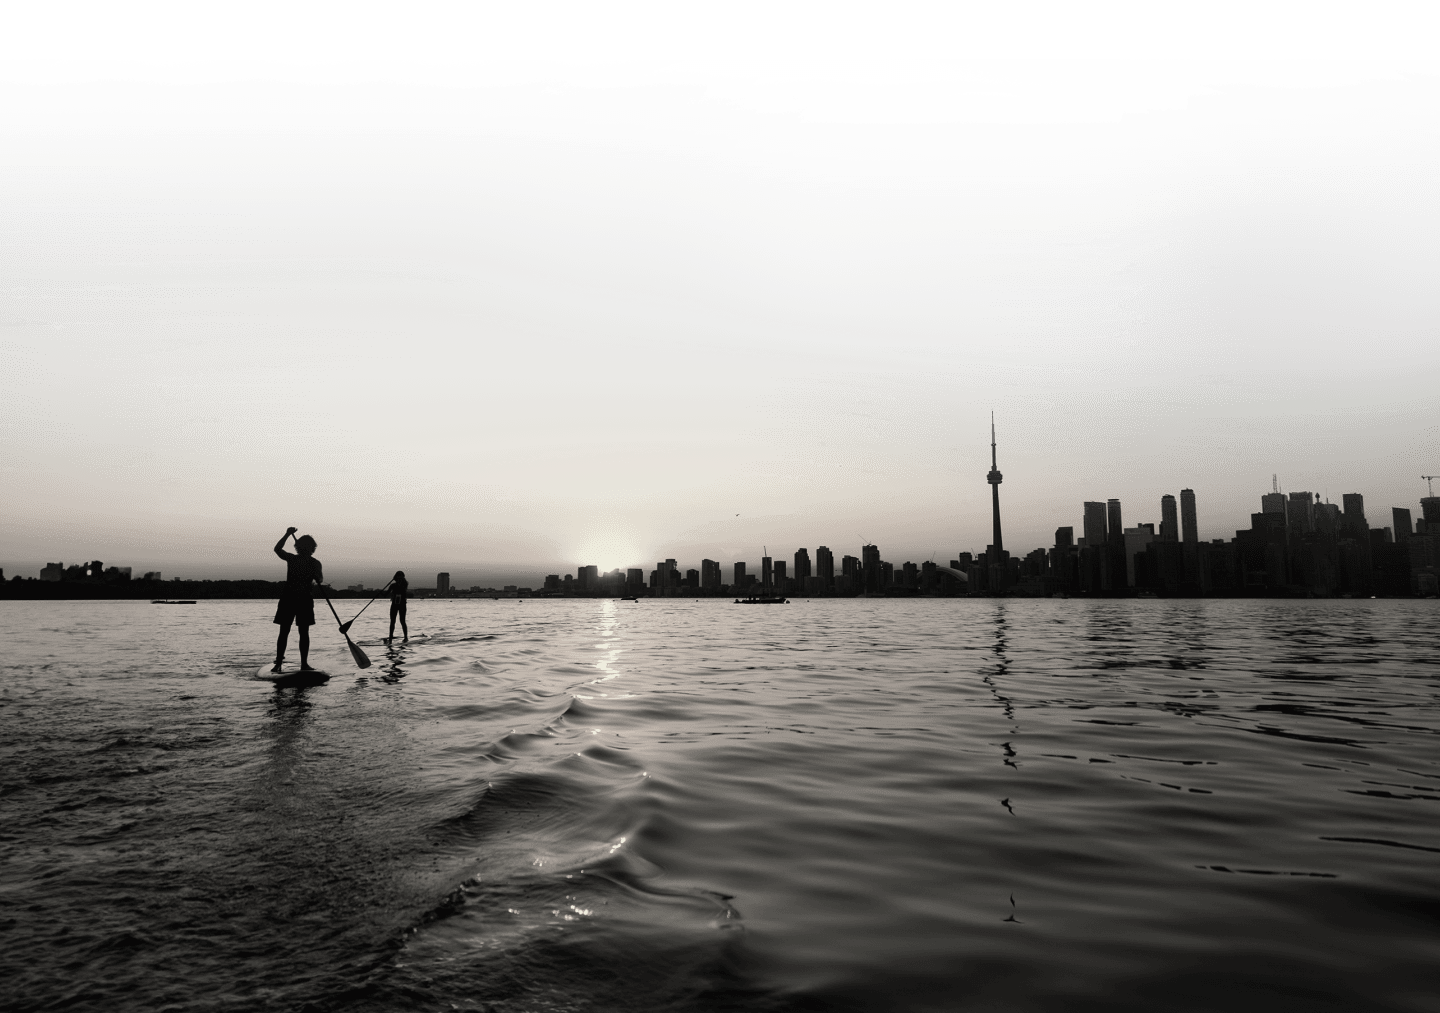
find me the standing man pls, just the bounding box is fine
[272,526,323,672]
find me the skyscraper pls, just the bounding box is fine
[1286,491,1314,534]
[1123,524,1155,586]
[1394,508,1414,542]
[986,414,1004,552]
[437,572,450,595]
[794,548,811,585]
[862,544,881,593]
[1180,489,1199,588]
[1342,493,1366,530]
[761,554,773,587]
[1083,502,1108,547]
[1160,495,1178,541]
[1107,499,1123,541]
[816,546,834,589]
[1262,491,1286,516]
[701,559,720,588]
[733,561,746,588]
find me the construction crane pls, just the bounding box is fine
[1425,476,1437,497]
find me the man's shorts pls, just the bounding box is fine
[273,596,316,627]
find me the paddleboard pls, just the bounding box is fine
[256,663,331,686]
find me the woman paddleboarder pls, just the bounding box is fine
[272,527,323,672]
[386,570,409,642]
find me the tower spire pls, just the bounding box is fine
[986,412,1004,552]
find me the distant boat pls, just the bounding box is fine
[620,596,639,601]
[735,597,787,604]
[151,600,196,604]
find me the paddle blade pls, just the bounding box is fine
[339,619,353,634]
[346,635,372,669]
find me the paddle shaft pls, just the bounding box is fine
[340,579,393,632]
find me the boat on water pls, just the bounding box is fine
[151,600,196,604]
[735,597,788,605]
[620,596,639,601]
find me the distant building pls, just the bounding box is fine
[773,561,787,587]
[1181,489,1200,586]
[544,575,561,590]
[1123,525,1155,587]
[816,546,834,589]
[1423,498,1440,525]
[1160,495,1178,541]
[1180,489,1199,542]
[1342,493,1367,532]
[142,571,161,581]
[685,568,699,588]
[840,554,859,592]
[41,562,63,581]
[733,561,746,587]
[628,568,646,591]
[700,559,721,589]
[1286,492,1314,534]
[862,544,881,593]
[1054,527,1073,548]
[1393,508,1413,542]
[1262,491,1286,516]
[1083,502,1107,546]
[761,555,773,587]
[437,572,450,595]
[793,548,811,585]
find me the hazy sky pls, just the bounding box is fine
[3,2,1438,585]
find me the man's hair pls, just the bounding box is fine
[295,535,318,554]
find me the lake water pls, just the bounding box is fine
[2,598,1439,1012]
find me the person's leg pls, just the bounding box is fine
[274,619,292,671]
[400,605,408,640]
[299,623,311,669]
[388,601,397,641]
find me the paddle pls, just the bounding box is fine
[325,596,373,669]
[339,579,393,634]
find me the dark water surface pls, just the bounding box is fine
[3,598,1439,1012]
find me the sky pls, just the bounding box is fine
[2,1,1438,586]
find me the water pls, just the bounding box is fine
[3,598,1439,1013]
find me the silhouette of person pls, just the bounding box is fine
[387,570,409,642]
[272,527,323,672]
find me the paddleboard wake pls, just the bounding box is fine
[256,663,331,685]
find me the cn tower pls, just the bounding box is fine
[986,412,1003,552]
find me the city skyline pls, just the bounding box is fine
[12,466,1438,591]
[2,6,1438,585]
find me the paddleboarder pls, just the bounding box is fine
[272,527,323,672]
[387,570,409,642]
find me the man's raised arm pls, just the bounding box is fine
[274,526,298,560]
